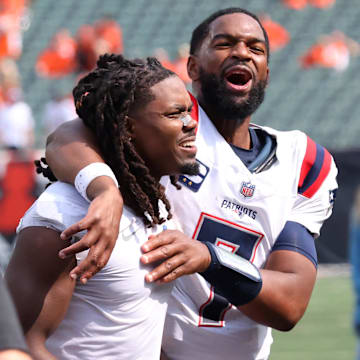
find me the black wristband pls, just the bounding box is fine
[200,242,262,306]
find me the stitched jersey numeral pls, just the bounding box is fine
[193,212,263,327]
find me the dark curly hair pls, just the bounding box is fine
[37,54,181,227]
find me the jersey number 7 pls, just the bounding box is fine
[192,212,264,327]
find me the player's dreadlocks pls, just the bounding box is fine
[37,53,180,227]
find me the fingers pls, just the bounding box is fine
[60,222,85,241]
[141,232,173,253]
[59,225,116,283]
[59,225,102,259]
[141,230,185,265]
[56,186,122,283]
[145,254,187,283]
[59,242,88,260]
[69,238,110,283]
[142,235,212,283]
[70,246,109,284]
[141,243,175,265]
[60,213,99,240]
[141,231,188,283]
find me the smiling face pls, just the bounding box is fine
[188,13,269,121]
[129,75,198,180]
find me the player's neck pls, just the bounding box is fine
[200,101,251,149]
[230,120,252,149]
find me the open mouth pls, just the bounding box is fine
[178,136,197,156]
[179,140,196,149]
[224,67,253,91]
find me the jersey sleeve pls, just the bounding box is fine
[288,136,338,237]
[17,182,88,234]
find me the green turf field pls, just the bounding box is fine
[271,275,356,360]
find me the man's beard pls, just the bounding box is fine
[181,160,200,176]
[198,68,267,122]
[170,161,199,189]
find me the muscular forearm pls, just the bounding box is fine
[239,251,316,331]
[86,176,120,201]
[45,119,104,184]
[141,234,317,332]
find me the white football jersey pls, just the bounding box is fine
[17,182,175,360]
[161,101,338,360]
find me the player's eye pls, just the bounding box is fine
[166,111,182,119]
[215,41,232,48]
[250,46,264,54]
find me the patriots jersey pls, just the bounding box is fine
[17,182,175,360]
[161,100,338,360]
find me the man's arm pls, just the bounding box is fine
[140,229,316,331]
[5,227,76,360]
[239,249,316,331]
[46,119,123,283]
[45,118,102,185]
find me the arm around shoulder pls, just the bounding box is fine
[45,118,104,184]
[45,117,124,284]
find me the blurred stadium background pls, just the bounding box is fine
[0,0,358,358]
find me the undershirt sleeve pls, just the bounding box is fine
[271,221,318,268]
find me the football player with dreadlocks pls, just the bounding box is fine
[44,8,338,360]
[5,54,208,360]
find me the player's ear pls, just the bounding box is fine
[187,55,200,81]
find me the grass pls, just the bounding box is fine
[271,275,356,360]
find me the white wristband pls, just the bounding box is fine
[74,162,119,202]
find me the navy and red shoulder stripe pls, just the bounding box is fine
[298,136,332,198]
[188,92,199,123]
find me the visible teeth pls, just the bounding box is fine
[180,141,194,148]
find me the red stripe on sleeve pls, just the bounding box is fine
[298,136,317,188]
[188,92,199,123]
[302,148,332,198]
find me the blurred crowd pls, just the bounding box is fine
[0,0,33,154]
[36,16,123,77]
[283,0,336,9]
[0,0,359,156]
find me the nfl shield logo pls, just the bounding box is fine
[240,181,255,198]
